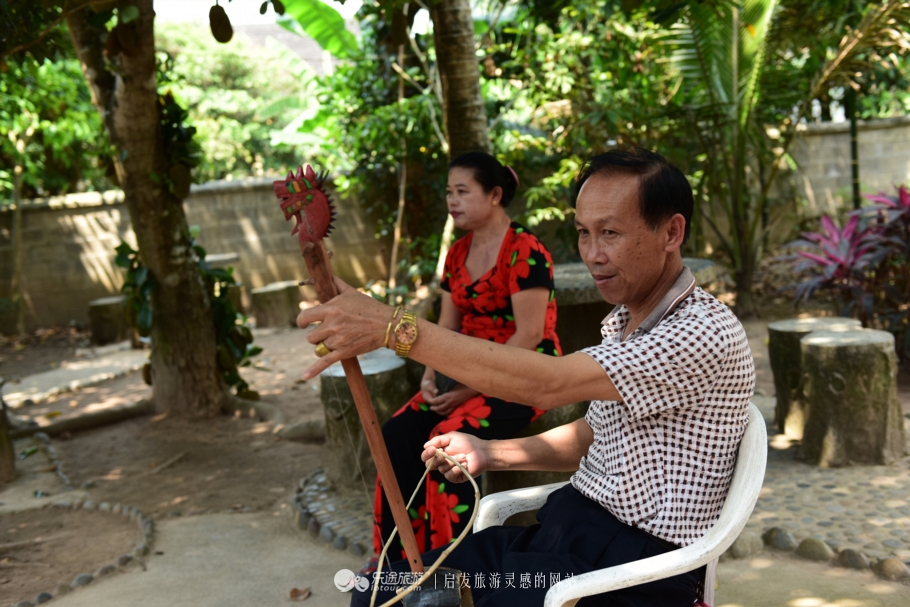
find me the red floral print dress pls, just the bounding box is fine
[373,222,561,559]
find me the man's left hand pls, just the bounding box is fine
[422,432,489,482]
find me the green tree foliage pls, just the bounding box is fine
[291,3,452,285]
[0,49,110,199]
[857,51,910,117]
[0,0,79,63]
[489,1,695,250]
[278,0,358,58]
[669,0,910,315]
[155,22,314,182]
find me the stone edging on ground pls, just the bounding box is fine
[5,432,156,607]
[6,500,155,607]
[31,433,72,492]
[726,526,910,582]
[291,470,373,561]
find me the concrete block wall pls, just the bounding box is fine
[2,178,389,331]
[183,178,390,310]
[4,116,908,331]
[788,115,910,217]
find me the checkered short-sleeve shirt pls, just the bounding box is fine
[571,267,755,547]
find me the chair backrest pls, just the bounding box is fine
[704,402,768,555]
[699,402,767,605]
[544,402,768,607]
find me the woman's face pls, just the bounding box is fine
[446,167,501,231]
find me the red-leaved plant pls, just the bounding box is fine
[789,185,910,357]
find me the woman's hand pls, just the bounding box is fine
[422,432,490,482]
[420,368,439,403]
[425,384,480,416]
[421,367,479,415]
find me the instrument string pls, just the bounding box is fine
[371,449,480,607]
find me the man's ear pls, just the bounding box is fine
[663,214,686,252]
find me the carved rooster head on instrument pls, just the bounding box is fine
[273,164,336,243]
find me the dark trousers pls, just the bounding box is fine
[353,484,703,607]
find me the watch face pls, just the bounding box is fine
[396,323,417,345]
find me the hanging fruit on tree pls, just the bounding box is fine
[209,2,233,43]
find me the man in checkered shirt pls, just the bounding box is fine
[300,148,755,607]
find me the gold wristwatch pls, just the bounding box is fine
[393,310,418,358]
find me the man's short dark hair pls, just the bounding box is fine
[572,147,693,242]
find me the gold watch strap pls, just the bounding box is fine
[394,310,418,358]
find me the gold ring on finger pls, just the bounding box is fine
[315,341,332,358]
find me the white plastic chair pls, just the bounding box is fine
[473,402,767,607]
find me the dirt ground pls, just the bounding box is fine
[17,328,332,517]
[0,327,92,383]
[0,327,332,604]
[0,509,142,604]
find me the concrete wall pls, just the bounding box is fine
[2,178,389,331]
[788,115,910,216]
[5,116,908,331]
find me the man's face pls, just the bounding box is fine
[574,173,671,310]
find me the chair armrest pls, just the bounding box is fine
[544,538,719,607]
[473,481,568,532]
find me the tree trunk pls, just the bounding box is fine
[0,398,15,486]
[426,0,491,289]
[429,0,491,158]
[11,166,26,335]
[67,1,227,417]
[733,260,758,319]
[801,329,905,467]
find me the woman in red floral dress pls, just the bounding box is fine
[370,152,561,566]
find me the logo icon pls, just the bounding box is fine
[334,569,356,592]
[334,569,369,592]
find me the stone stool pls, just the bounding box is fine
[88,295,130,346]
[801,328,904,466]
[250,281,303,328]
[767,317,861,438]
[553,258,716,355]
[320,349,412,491]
